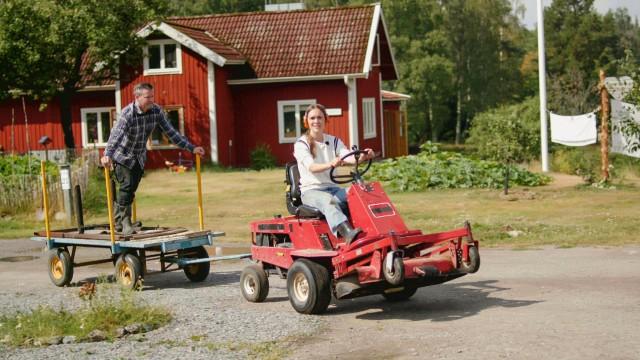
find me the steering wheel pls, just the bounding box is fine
[329,149,373,184]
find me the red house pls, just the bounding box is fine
[0,4,406,168]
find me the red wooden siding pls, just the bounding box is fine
[356,66,383,153]
[0,91,114,154]
[215,66,236,166]
[119,46,210,168]
[230,80,349,166]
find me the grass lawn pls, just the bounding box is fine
[2,168,639,248]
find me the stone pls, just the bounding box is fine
[45,336,63,345]
[115,328,127,338]
[142,323,155,333]
[62,335,77,344]
[125,323,142,334]
[87,329,106,342]
[1,335,11,344]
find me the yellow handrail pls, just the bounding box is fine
[196,155,204,231]
[40,161,51,239]
[104,167,116,244]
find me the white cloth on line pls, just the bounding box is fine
[549,112,597,146]
[610,99,640,158]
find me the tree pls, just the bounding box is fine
[0,0,169,150]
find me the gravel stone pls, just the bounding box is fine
[87,330,106,342]
[0,257,326,360]
[62,336,77,344]
[124,323,142,334]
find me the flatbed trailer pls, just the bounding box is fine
[32,225,249,289]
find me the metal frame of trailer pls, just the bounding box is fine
[32,225,249,289]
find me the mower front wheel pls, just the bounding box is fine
[241,264,269,302]
[460,246,480,273]
[382,286,417,302]
[287,259,331,314]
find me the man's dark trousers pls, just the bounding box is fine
[114,162,144,207]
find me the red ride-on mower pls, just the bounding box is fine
[240,149,480,314]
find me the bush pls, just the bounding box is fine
[552,145,640,183]
[250,143,277,170]
[467,97,540,163]
[366,142,551,192]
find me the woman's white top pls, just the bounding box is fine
[293,134,350,192]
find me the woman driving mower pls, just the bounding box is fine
[293,104,375,245]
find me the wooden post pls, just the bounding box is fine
[599,69,610,182]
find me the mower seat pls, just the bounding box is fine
[285,161,324,218]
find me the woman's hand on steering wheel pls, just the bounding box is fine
[329,149,374,184]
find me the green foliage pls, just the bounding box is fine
[82,167,108,215]
[367,142,551,192]
[551,146,601,183]
[467,97,541,163]
[0,154,58,177]
[552,145,640,183]
[0,285,171,347]
[249,143,277,170]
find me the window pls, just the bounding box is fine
[277,99,316,143]
[143,39,182,75]
[362,98,377,139]
[149,107,184,148]
[81,107,115,147]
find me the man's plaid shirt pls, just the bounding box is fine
[105,102,195,169]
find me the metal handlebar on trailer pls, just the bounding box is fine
[103,167,116,244]
[40,161,51,239]
[196,154,204,231]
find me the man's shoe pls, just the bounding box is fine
[337,221,362,246]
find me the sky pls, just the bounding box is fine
[520,0,640,29]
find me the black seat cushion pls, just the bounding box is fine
[285,161,323,218]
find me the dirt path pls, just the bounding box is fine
[1,240,639,359]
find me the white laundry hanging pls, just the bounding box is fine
[610,99,640,158]
[549,112,597,146]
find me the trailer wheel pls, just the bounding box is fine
[382,286,417,302]
[287,259,331,314]
[383,255,404,286]
[115,253,143,290]
[48,249,73,287]
[240,264,269,302]
[179,246,210,282]
[460,246,480,273]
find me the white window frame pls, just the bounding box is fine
[277,99,316,143]
[362,98,377,139]
[143,39,182,75]
[80,107,115,148]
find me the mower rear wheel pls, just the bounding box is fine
[241,264,269,302]
[287,259,331,314]
[460,246,480,273]
[47,248,73,287]
[179,246,211,282]
[382,286,417,302]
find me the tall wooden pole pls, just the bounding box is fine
[599,69,610,182]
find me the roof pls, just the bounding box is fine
[381,90,410,101]
[141,4,397,80]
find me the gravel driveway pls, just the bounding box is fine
[1,239,639,359]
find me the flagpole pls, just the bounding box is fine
[537,0,549,172]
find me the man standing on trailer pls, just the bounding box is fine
[101,82,205,235]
